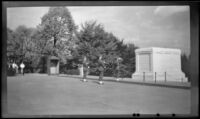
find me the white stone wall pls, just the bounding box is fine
[153,48,181,73]
[132,47,188,82]
[138,53,151,72]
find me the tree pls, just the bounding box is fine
[7,7,77,73]
[7,26,35,62]
[7,26,38,73]
[16,26,35,60]
[75,21,122,76]
[39,7,77,64]
[181,54,190,82]
[119,43,138,77]
[40,7,76,47]
[73,21,139,77]
[7,28,17,61]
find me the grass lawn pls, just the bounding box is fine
[7,73,190,115]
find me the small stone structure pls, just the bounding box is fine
[132,47,188,82]
[47,56,60,75]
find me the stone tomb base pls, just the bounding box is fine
[133,72,187,82]
[132,47,188,82]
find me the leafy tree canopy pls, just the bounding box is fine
[37,7,77,63]
[75,21,126,74]
[40,7,77,47]
[7,26,35,62]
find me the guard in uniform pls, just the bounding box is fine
[98,55,106,85]
[82,56,89,82]
[115,57,122,81]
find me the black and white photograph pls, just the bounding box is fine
[2,1,199,118]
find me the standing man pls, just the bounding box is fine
[98,55,106,85]
[20,62,25,75]
[12,61,18,74]
[115,57,123,81]
[82,56,89,82]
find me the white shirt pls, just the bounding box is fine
[12,63,18,69]
[20,63,25,69]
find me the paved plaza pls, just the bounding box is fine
[7,74,190,115]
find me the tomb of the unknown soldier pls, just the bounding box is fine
[132,47,188,82]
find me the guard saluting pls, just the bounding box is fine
[98,55,106,85]
[82,56,89,82]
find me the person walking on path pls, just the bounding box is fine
[82,56,89,82]
[98,55,106,85]
[20,62,25,75]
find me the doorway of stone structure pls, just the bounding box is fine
[50,60,58,74]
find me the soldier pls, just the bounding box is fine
[114,57,123,81]
[98,55,106,85]
[82,56,89,82]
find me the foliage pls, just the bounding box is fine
[41,7,76,46]
[7,8,138,77]
[7,7,78,73]
[181,54,190,82]
[7,26,33,62]
[38,7,77,64]
[7,67,16,76]
[66,69,80,75]
[7,26,38,72]
[7,28,17,60]
[75,21,119,75]
[120,43,138,77]
[74,21,138,77]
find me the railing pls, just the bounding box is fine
[140,72,187,83]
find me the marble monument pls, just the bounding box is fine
[132,47,188,82]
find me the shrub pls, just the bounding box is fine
[7,67,16,76]
[65,69,80,75]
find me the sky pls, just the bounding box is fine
[7,6,190,56]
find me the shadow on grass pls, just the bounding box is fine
[58,75,190,90]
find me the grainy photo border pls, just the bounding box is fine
[2,1,199,118]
